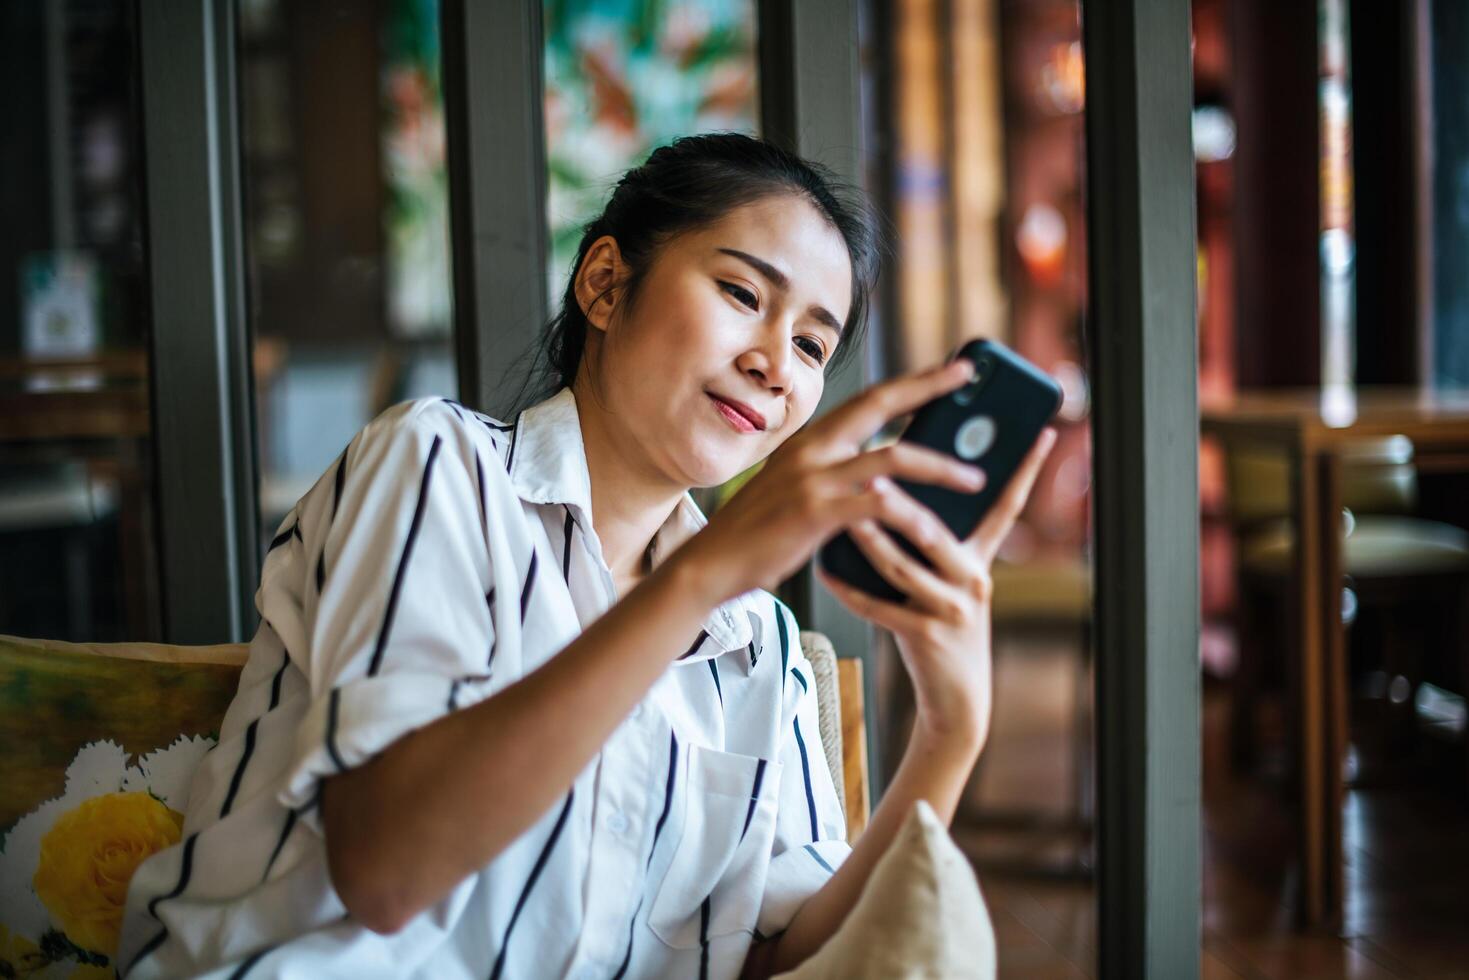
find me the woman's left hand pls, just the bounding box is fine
[816,428,1057,756]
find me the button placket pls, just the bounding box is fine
[579,724,656,967]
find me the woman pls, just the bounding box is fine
[119,133,1053,979]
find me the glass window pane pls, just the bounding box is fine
[238,0,456,550]
[0,0,161,641]
[542,0,760,514]
[885,0,1095,970]
[542,0,761,306]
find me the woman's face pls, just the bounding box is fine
[576,193,852,488]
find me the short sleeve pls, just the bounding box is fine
[278,402,498,829]
[756,603,852,937]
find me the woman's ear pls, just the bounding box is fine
[574,235,625,333]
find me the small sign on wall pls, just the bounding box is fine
[19,251,101,390]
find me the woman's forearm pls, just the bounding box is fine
[322,551,720,934]
[753,725,982,978]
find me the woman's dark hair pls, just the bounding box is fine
[509,132,884,413]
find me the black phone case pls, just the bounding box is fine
[817,339,1062,603]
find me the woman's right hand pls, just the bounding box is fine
[676,358,987,602]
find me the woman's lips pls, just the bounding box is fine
[708,393,764,433]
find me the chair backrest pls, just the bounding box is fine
[1,631,876,841]
[801,630,870,840]
[1224,434,1418,526]
[0,633,248,833]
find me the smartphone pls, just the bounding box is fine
[817,339,1062,603]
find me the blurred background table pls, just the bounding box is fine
[1202,386,1469,930]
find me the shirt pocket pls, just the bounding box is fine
[648,743,783,949]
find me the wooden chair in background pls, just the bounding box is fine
[1225,436,1469,780]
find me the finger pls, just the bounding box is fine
[849,519,967,619]
[859,481,978,586]
[970,427,1058,560]
[815,563,934,637]
[824,441,985,497]
[814,358,975,449]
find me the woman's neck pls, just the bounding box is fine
[571,382,686,589]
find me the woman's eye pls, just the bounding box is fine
[719,281,758,310]
[796,337,827,364]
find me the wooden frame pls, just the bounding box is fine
[837,656,872,840]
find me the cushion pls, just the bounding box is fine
[773,800,996,979]
[1241,514,1469,577]
[0,634,245,975]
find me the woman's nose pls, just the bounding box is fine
[741,333,793,393]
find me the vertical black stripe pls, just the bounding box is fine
[486,586,497,667]
[316,450,349,594]
[747,639,758,670]
[708,658,723,708]
[679,630,709,660]
[330,448,348,519]
[367,435,443,676]
[647,731,679,868]
[475,449,489,543]
[792,667,808,693]
[776,603,791,675]
[125,832,200,976]
[561,506,575,581]
[219,719,259,818]
[449,677,464,712]
[490,789,576,980]
[503,412,524,472]
[698,896,712,980]
[441,397,465,421]
[146,833,198,918]
[519,550,538,623]
[326,688,348,772]
[793,716,819,841]
[261,807,299,883]
[267,524,296,552]
[269,645,289,710]
[740,758,768,842]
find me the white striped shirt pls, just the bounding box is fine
[119,387,850,979]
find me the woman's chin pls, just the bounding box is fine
[678,447,751,491]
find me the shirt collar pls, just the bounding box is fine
[506,387,756,661]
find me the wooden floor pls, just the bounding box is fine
[952,639,1469,979]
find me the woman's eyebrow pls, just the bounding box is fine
[716,247,844,335]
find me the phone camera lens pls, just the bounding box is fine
[954,356,990,405]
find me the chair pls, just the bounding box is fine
[802,631,871,841]
[1224,436,1469,774]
